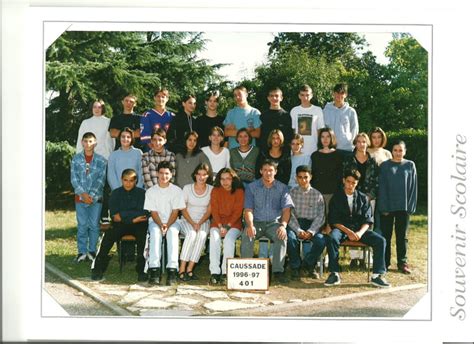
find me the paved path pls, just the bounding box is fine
[45,263,427,318]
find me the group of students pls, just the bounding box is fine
[70,82,418,288]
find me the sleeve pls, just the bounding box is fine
[364,159,379,200]
[109,189,120,216]
[107,154,119,191]
[210,188,223,225]
[143,188,156,212]
[289,108,297,130]
[377,163,389,213]
[317,109,325,131]
[169,152,177,182]
[70,156,85,195]
[136,150,145,189]
[360,194,373,225]
[244,184,255,210]
[108,115,119,130]
[89,159,107,202]
[287,208,302,235]
[225,149,231,168]
[350,109,359,141]
[308,192,325,235]
[141,154,153,189]
[201,152,213,176]
[172,187,186,210]
[280,187,294,210]
[76,121,85,153]
[228,189,245,227]
[140,113,151,144]
[407,162,418,214]
[183,184,190,204]
[253,109,262,128]
[223,110,232,126]
[328,194,344,227]
[120,191,147,224]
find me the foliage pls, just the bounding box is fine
[46,31,225,144]
[45,141,76,194]
[386,129,428,205]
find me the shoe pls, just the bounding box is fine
[358,259,367,270]
[324,272,341,286]
[220,274,227,284]
[290,269,300,280]
[166,269,178,286]
[349,259,359,270]
[73,253,87,263]
[371,275,391,288]
[186,271,199,281]
[398,263,412,274]
[137,272,148,282]
[91,270,104,281]
[178,271,188,282]
[100,217,110,225]
[148,268,161,285]
[302,266,320,279]
[272,272,289,284]
[87,252,96,261]
[209,274,220,285]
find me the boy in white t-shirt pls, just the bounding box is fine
[289,84,325,155]
[144,161,185,285]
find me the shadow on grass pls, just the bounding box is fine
[45,227,76,240]
[46,192,76,211]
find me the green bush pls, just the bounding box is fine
[386,129,428,207]
[45,141,76,194]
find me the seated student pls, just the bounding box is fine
[144,161,186,286]
[176,163,213,281]
[142,128,176,189]
[91,169,148,281]
[240,159,294,284]
[324,169,390,288]
[287,165,326,280]
[70,132,107,263]
[209,167,245,284]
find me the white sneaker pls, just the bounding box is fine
[86,252,96,261]
[74,253,87,263]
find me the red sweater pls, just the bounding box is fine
[210,187,244,230]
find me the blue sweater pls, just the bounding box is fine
[107,147,144,190]
[377,159,418,214]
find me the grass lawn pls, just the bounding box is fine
[45,204,429,289]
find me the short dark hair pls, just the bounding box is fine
[299,84,312,93]
[205,90,220,101]
[268,87,283,96]
[121,168,137,180]
[152,128,167,140]
[296,165,312,176]
[154,88,169,97]
[181,94,196,103]
[392,139,407,149]
[82,132,96,140]
[343,168,361,181]
[157,161,172,172]
[333,83,348,94]
[119,127,135,145]
[233,85,248,94]
[214,167,243,193]
[317,127,337,149]
[191,163,212,184]
[260,159,278,170]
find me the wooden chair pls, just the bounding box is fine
[117,234,136,273]
[340,240,372,282]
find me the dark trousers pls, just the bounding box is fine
[100,181,111,220]
[93,221,147,275]
[287,218,327,270]
[380,211,410,268]
[326,228,387,274]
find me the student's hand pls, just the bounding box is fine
[113,214,122,223]
[246,225,256,239]
[132,215,147,223]
[276,225,287,241]
[321,225,331,235]
[161,224,168,236]
[297,231,306,240]
[193,222,200,231]
[305,232,313,240]
[219,226,228,238]
[80,193,93,204]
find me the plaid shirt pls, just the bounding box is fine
[141,148,176,189]
[70,152,107,203]
[288,185,325,235]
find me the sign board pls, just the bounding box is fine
[226,258,270,291]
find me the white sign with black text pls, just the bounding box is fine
[226,258,270,291]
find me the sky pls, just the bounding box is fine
[197,32,393,82]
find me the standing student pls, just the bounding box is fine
[194,91,225,148]
[140,88,175,151]
[287,165,326,280]
[323,83,359,155]
[144,161,185,286]
[240,160,294,284]
[289,84,325,155]
[70,132,107,263]
[201,126,230,180]
[209,168,245,284]
[176,163,213,281]
[229,128,260,187]
[378,141,418,274]
[91,169,148,281]
[141,128,176,189]
[288,133,311,189]
[107,127,144,191]
[175,131,213,189]
[259,87,293,150]
[255,129,292,185]
[224,85,261,149]
[168,94,197,153]
[342,132,379,269]
[324,169,390,288]
[109,94,142,150]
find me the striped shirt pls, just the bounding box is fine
[141,148,176,189]
[288,185,325,235]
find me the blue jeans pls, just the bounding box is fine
[75,202,102,254]
[326,228,387,274]
[287,218,327,270]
